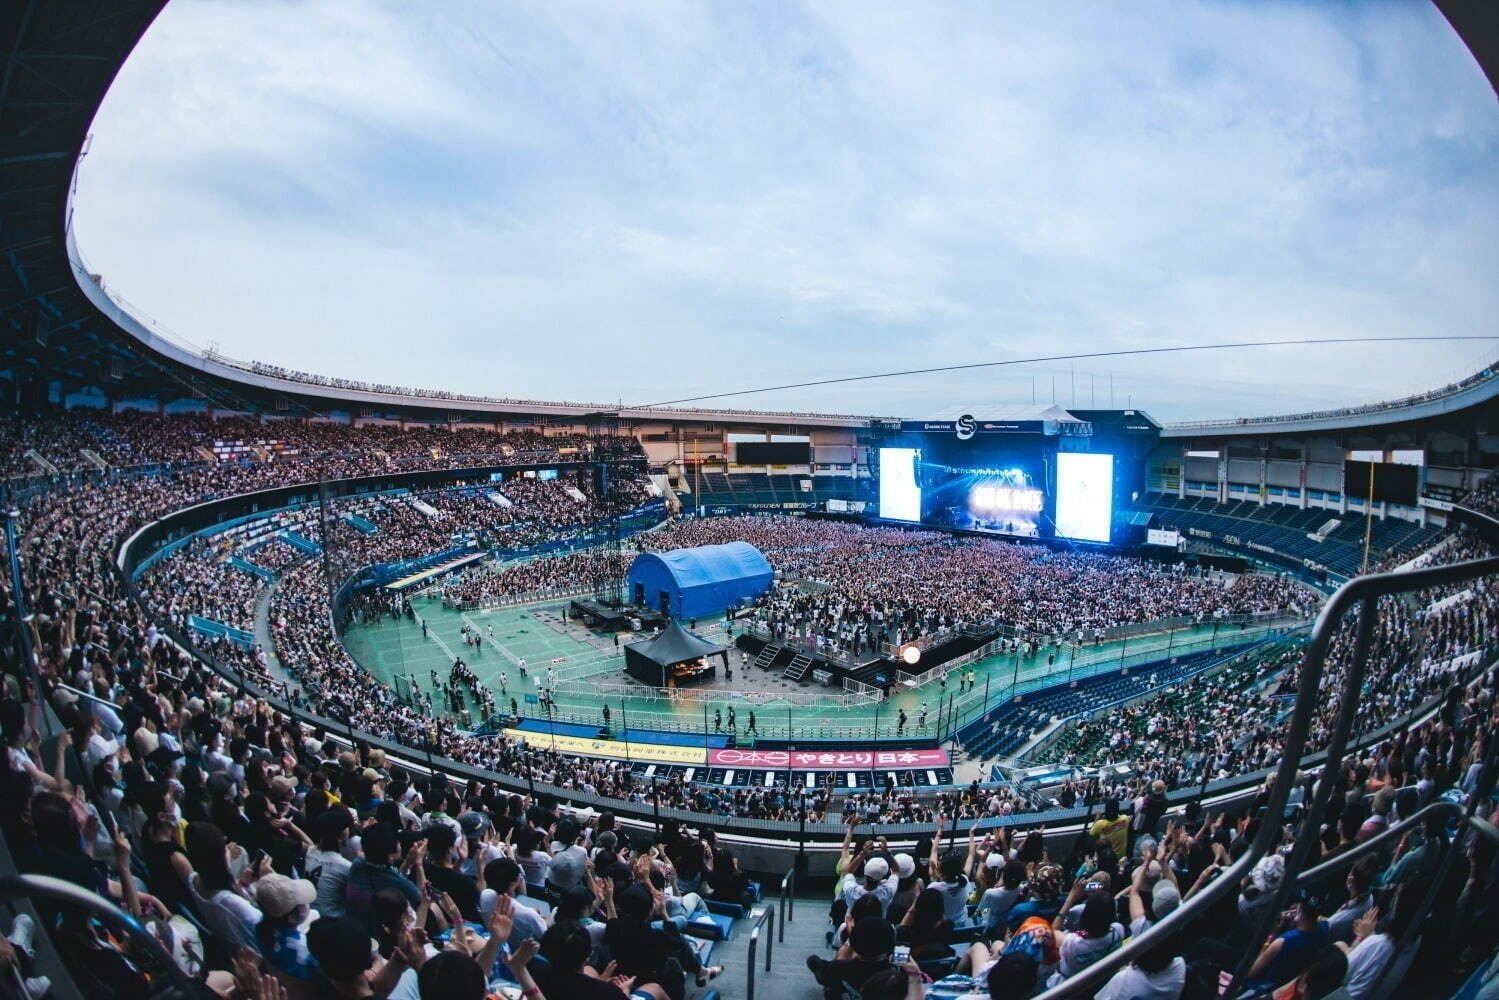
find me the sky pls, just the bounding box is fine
[73,1,1499,421]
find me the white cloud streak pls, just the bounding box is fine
[73,0,1499,419]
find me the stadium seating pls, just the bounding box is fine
[1136,492,1444,577]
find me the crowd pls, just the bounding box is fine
[1036,569,1497,791]
[0,406,1493,997]
[443,516,1315,648]
[806,662,1496,999]
[1459,467,1499,520]
[0,620,771,999]
[690,517,1313,651]
[0,407,643,481]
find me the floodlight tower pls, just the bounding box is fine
[581,410,635,604]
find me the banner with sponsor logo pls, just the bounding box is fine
[707,748,950,770]
[501,729,703,765]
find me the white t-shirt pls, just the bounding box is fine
[1094,956,1187,1000]
[926,877,972,926]
[8,747,39,795]
[1050,924,1125,984]
[516,851,551,887]
[838,872,898,916]
[976,885,1022,927]
[212,888,263,934]
[304,848,352,917]
[1344,933,1418,1000]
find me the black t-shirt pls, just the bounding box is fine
[143,838,191,913]
[814,956,893,1000]
[424,862,482,922]
[542,971,626,1000]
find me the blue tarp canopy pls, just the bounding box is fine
[626,541,773,620]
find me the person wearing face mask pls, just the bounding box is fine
[138,782,195,915]
[254,872,321,997]
[306,808,357,919]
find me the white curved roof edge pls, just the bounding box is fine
[66,225,889,429]
[1160,364,1499,439]
[66,222,1496,435]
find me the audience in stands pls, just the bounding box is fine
[0,408,1495,998]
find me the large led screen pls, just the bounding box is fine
[1055,452,1114,542]
[878,448,922,522]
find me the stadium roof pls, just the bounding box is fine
[2,1,1497,437]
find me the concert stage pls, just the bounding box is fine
[567,598,668,632]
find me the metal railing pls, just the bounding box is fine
[779,867,795,941]
[0,874,209,998]
[744,902,777,1000]
[1035,527,1499,998]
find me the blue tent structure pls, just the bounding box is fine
[625,541,774,620]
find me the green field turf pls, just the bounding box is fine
[341,593,1289,744]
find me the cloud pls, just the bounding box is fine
[72,0,1499,420]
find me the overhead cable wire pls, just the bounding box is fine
[634,335,1499,408]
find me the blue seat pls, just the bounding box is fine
[685,911,736,941]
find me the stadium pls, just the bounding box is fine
[0,3,1497,1000]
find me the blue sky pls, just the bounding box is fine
[74,1,1499,420]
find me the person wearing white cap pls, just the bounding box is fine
[976,856,1028,931]
[254,873,320,987]
[887,853,923,923]
[839,850,899,918]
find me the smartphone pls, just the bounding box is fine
[893,945,911,965]
[1084,881,1103,893]
[251,849,269,870]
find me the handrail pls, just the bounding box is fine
[779,867,795,941]
[744,903,776,1000]
[1033,530,1499,998]
[0,874,209,998]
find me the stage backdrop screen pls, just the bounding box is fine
[736,441,811,465]
[879,448,922,522]
[1056,452,1114,542]
[1342,460,1419,506]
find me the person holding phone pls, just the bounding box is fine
[1048,880,1125,987]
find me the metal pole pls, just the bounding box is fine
[4,510,48,738]
[873,700,881,742]
[621,700,630,763]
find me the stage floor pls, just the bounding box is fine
[340,595,1280,742]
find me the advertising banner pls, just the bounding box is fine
[707,748,950,770]
[502,729,704,765]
